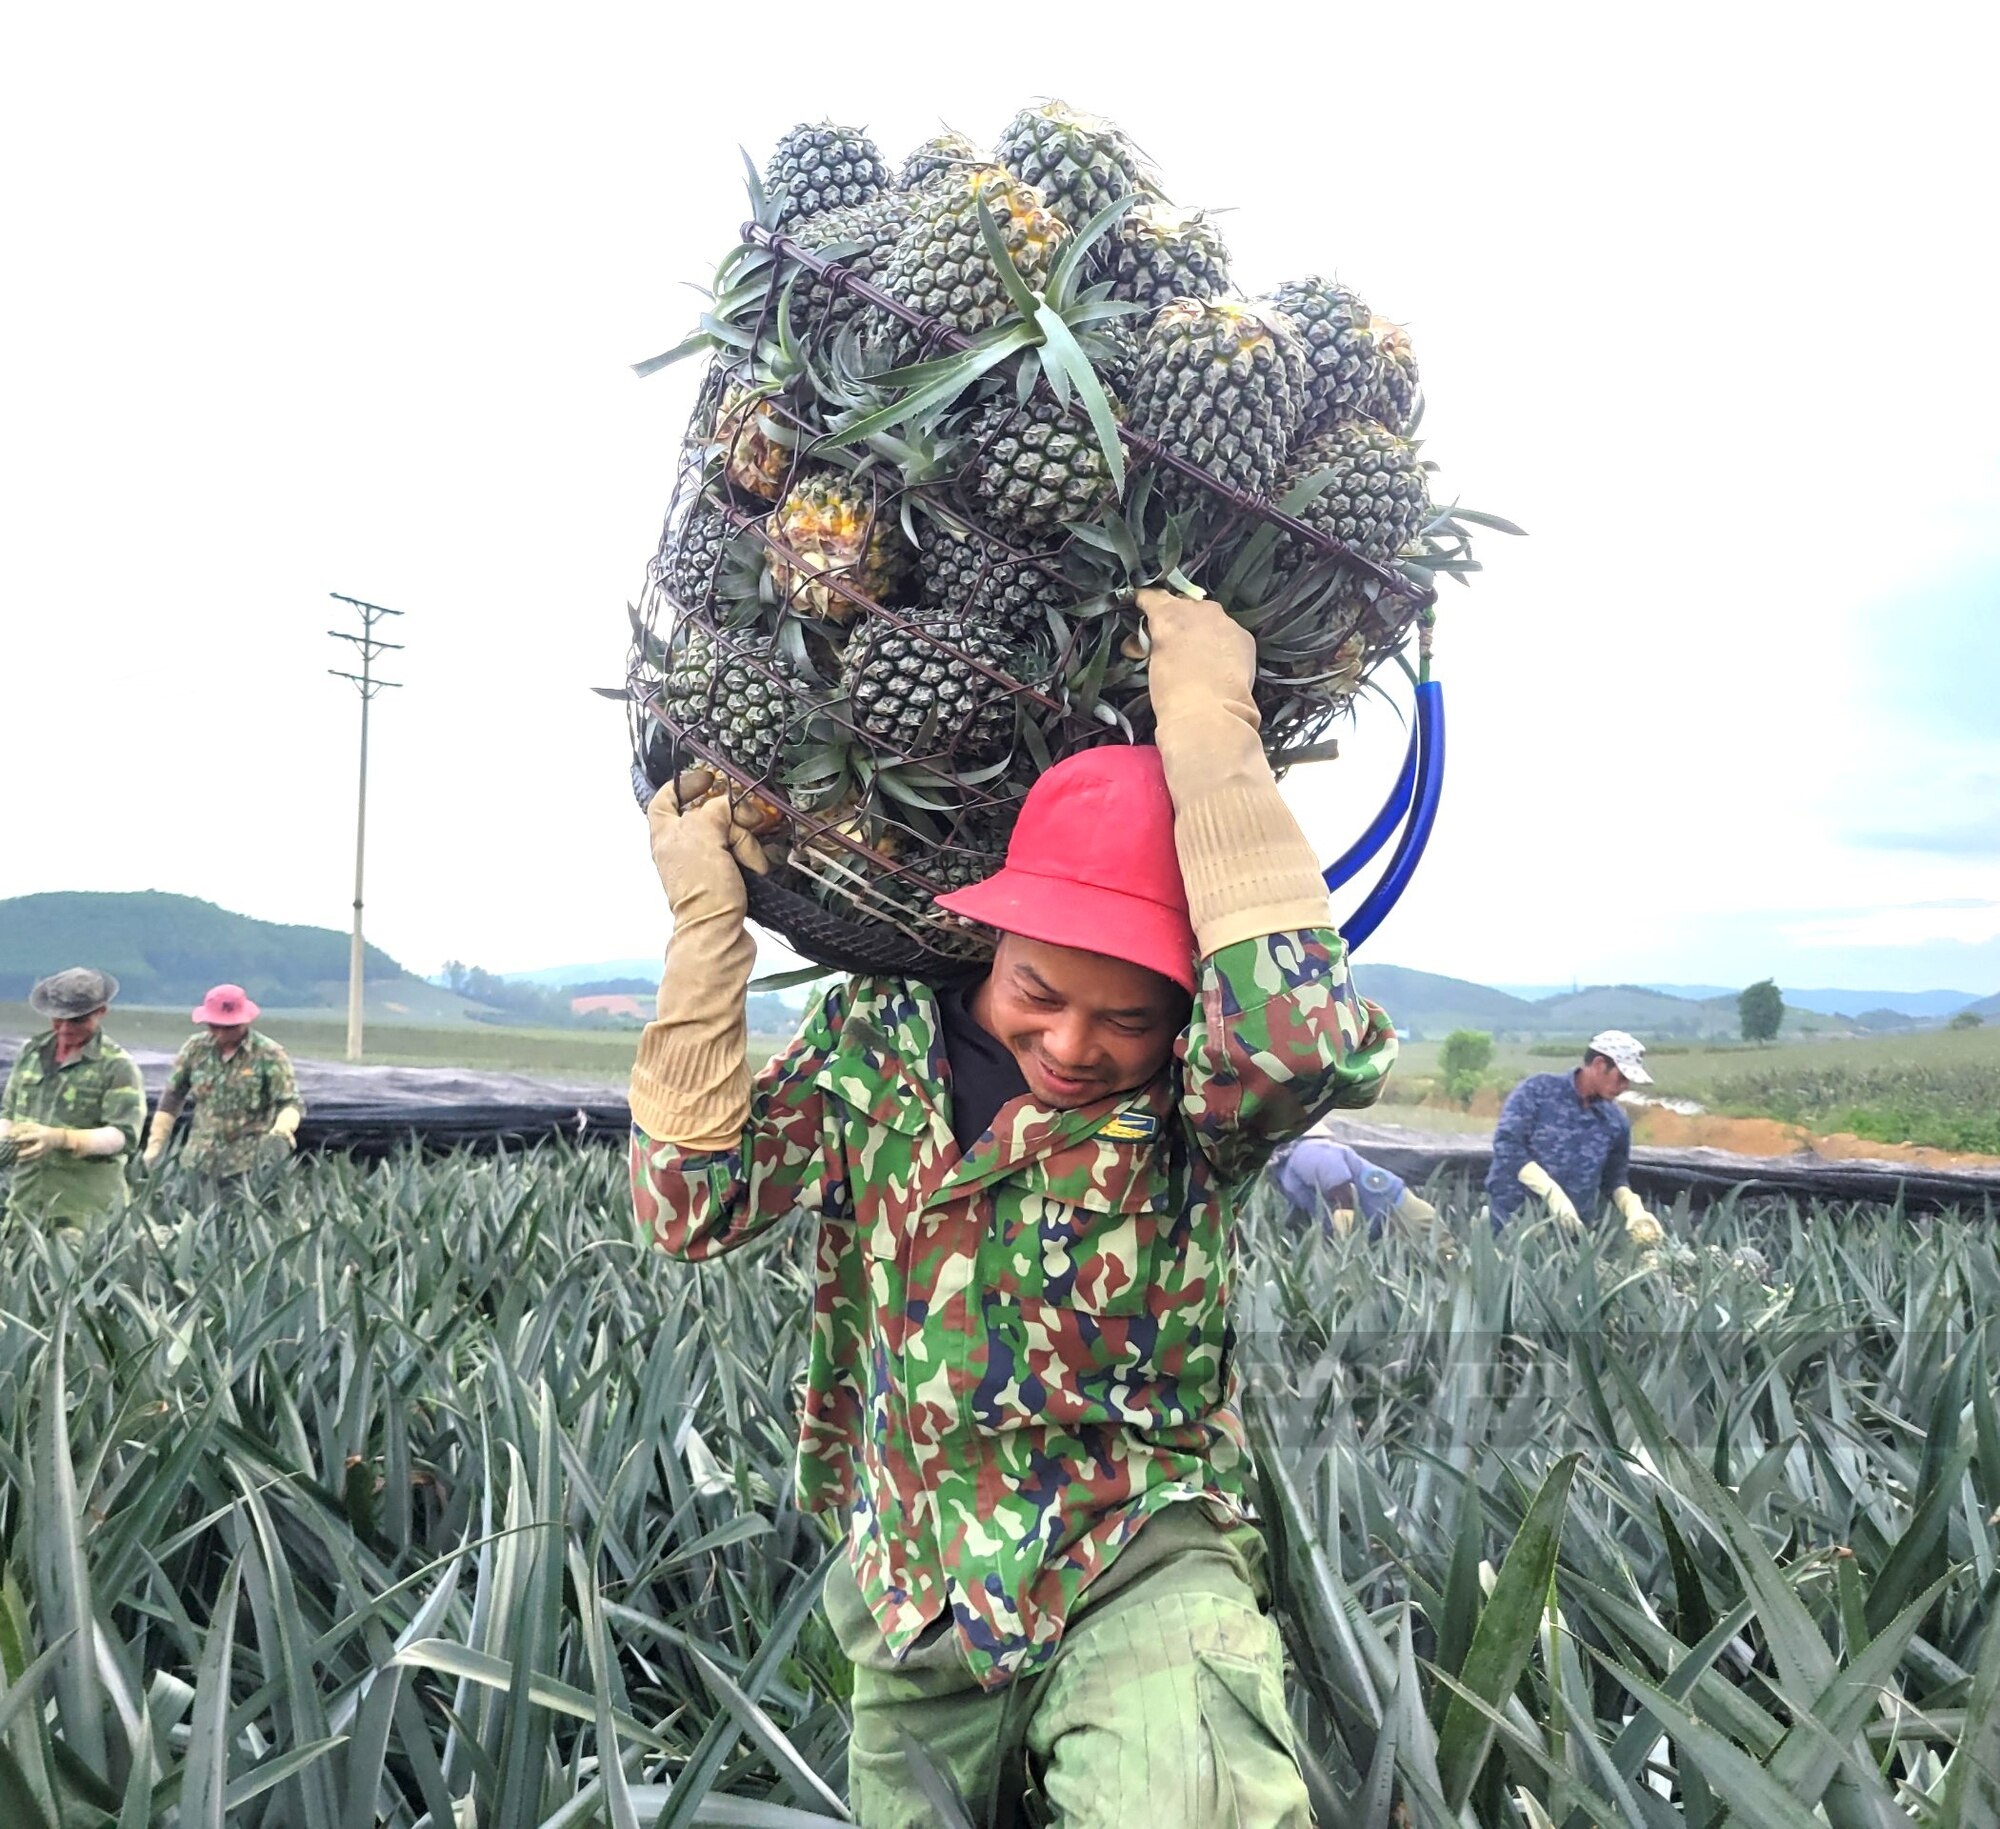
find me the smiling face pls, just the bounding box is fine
[969,933,1189,1110]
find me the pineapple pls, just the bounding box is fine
[994,101,1153,230]
[652,495,732,610]
[1275,418,1432,568]
[1084,313,1144,397]
[1107,205,1231,310]
[1126,299,1308,501]
[869,808,1014,924]
[877,166,1069,340]
[766,122,891,227]
[898,130,984,190]
[921,814,1012,896]
[767,469,910,622]
[661,623,806,779]
[839,614,1025,764]
[968,391,1120,532]
[916,512,1075,642]
[787,189,922,341]
[1266,419,1433,671]
[1265,278,1380,434]
[1362,316,1421,434]
[714,383,793,500]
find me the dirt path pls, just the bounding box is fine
[1416,1088,2000,1172]
[1625,1107,2000,1173]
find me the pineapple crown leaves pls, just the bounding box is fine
[973,194,1130,498]
[633,189,786,376]
[1400,502,1527,587]
[632,251,798,379]
[814,197,1134,494]
[1061,482,1199,599]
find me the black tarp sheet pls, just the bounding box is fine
[4,1040,1995,1211]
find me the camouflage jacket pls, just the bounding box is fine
[2,1031,146,1223]
[166,1030,304,1174]
[632,929,1396,1689]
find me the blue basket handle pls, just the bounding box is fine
[1322,714,1419,893]
[1336,677,1445,954]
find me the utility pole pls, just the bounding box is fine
[328,594,405,1063]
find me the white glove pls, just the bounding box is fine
[1517,1161,1580,1232]
[1613,1185,1662,1247]
[143,1108,175,1168]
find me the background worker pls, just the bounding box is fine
[1485,1029,1663,1243]
[0,967,146,1225]
[144,984,304,1174]
[1270,1131,1442,1244]
[630,590,1396,1825]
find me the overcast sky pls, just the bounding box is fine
[3,4,1995,995]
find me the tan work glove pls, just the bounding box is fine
[628,783,772,1152]
[1389,1188,1458,1263]
[12,1121,82,1163]
[1517,1160,1581,1232]
[1613,1185,1662,1247]
[1137,588,1330,957]
[268,1107,302,1151]
[143,1108,175,1168]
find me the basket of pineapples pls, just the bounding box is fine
[623,104,1514,977]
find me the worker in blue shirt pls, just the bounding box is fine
[1270,1133,1443,1245]
[1485,1030,1663,1242]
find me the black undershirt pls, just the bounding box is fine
[937,976,1028,1155]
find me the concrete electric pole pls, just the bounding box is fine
[328,594,404,1063]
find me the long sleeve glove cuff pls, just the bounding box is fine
[629,1020,752,1154]
[1175,779,1333,959]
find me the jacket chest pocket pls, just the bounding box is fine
[988,1192,1166,1318]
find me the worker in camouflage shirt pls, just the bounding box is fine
[145,984,304,1175]
[631,591,1396,1825]
[1,967,146,1226]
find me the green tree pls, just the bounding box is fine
[1439,1028,1494,1106]
[1738,978,1784,1044]
[1948,1009,1983,1030]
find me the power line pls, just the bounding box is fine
[328,593,405,1063]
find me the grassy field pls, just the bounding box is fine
[0,1144,1995,1824]
[1385,1021,2000,1151]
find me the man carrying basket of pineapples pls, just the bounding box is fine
[622,97,1518,1821]
[632,586,1395,1823]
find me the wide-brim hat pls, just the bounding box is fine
[193,984,261,1026]
[30,967,119,1018]
[935,746,1198,994]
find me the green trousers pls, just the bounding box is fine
[826,1506,1313,1828]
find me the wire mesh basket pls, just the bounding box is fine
[625,195,1455,978]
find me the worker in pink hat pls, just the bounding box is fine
[144,984,304,1175]
[628,590,1397,1824]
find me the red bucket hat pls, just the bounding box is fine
[935,746,1197,993]
[192,984,260,1025]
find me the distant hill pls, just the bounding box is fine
[1529,984,1738,1040]
[0,891,426,1010]
[1779,986,1985,1019]
[1346,965,1540,1040]
[1508,983,1987,1020]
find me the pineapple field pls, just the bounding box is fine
[622,105,1515,973]
[2,1146,1998,1825]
